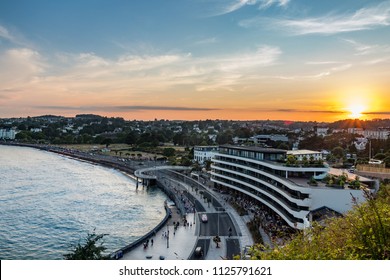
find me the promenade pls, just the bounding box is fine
[122,209,197,260]
[122,176,256,260]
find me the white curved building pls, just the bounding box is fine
[211,145,376,230]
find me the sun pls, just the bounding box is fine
[347,104,365,119]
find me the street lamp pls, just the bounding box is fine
[217,210,220,236]
[166,223,169,248]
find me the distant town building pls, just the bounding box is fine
[194,146,219,164]
[363,129,389,140]
[30,128,43,133]
[347,127,389,140]
[354,137,368,151]
[287,149,323,161]
[0,128,16,140]
[233,134,289,145]
[348,128,364,135]
[316,127,329,137]
[253,134,289,143]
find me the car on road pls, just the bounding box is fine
[194,247,204,258]
[201,214,208,223]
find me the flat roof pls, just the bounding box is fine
[220,145,287,154]
[287,150,322,155]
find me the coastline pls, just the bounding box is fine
[0,142,174,259]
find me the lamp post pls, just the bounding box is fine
[166,223,169,248]
[217,210,220,236]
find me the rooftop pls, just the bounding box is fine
[220,145,287,154]
[287,150,322,156]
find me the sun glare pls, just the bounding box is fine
[347,104,365,119]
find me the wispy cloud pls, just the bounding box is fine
[0,24,33,47]
[305,61,340,65]
[194,45,281,91]
[217,45,281,71]
[240,1,390,35]
[43,45,281,93]
[194,37,218,45]
[0,48,46,88]
[341,38,390,65]
[343,38,390,56]
[258,0,290,10]
[274,108,345,114]
[211,0,289,16]
[0,25,14,42]
[263,61,351,81]
[213,0,256,16]
[363,111,390,115]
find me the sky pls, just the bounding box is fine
[0,0,390,122]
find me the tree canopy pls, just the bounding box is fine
[63,231,110,260]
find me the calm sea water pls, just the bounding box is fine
[0,145,166,260]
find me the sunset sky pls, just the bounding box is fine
[0,0,390,121]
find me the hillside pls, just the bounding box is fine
[249,185,390,260]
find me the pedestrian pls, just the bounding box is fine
[151,239,154,246]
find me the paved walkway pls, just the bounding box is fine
[122,176,257,260]
[122,208,197,260]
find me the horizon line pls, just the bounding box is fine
[1,113,390,124]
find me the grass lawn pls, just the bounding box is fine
[55,143,189,159]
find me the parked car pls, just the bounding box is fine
[369,159,383,165]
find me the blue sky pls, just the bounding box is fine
[1,0,390,121]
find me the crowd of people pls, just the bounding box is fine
[218,188,296,246]
[164,173,297,247]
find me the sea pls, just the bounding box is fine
[0,145,167,260]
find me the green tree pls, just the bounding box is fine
[15,131,31,141]
[216,131,233,145]
[63,231,110,260]
[277,143,289,150]
[101,138,112,148]
[374,153,386,160]
[173,133,185,146]
[163,147,175,157]
[286,155,297,166]
[332,146,345,159]
[125,130,139,145]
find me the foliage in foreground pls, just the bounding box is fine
[250,185,390,260]
[63,231,110,260]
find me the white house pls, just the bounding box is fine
[194,146,219,164]
[0,128,16,140]
[287,149,323,161]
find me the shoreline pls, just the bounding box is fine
[0,141,174,259]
